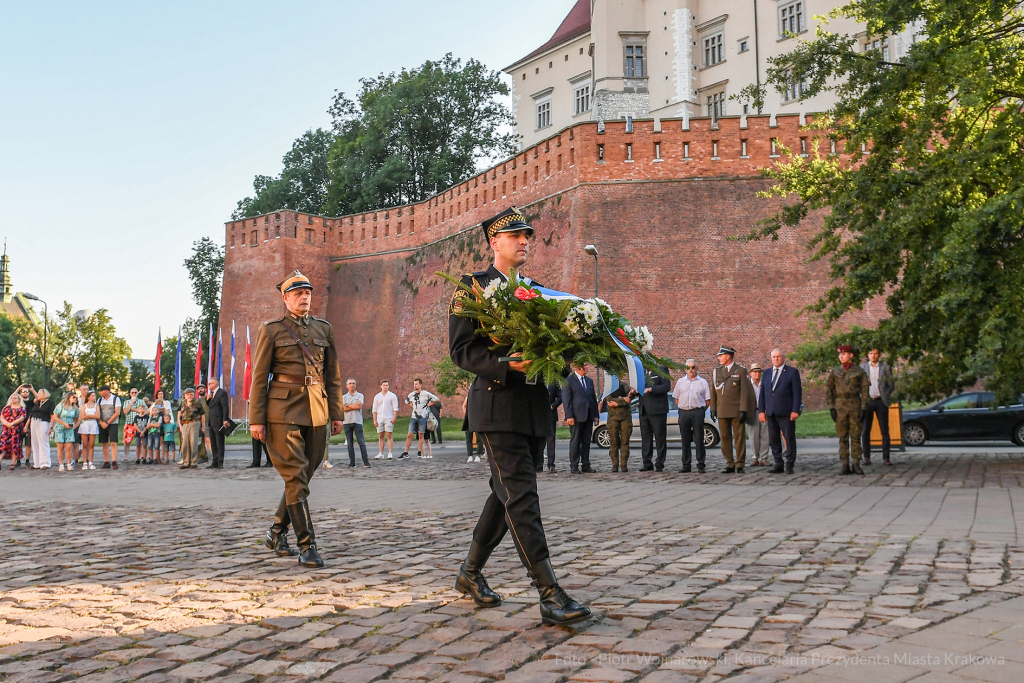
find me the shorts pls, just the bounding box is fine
[164,440,176,453]
[98,423,118,443]
[376,418,394,434]
[123,424,139,445]
[146,433,161,449]
[408,416,428,435]
[79,420,99,436]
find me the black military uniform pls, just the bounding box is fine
[450,207,591,627]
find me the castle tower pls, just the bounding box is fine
[0,241,12,304]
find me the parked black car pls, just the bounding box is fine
[901,392,1024,446]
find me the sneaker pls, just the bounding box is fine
[426,454,433,459]
[374,453,384,459]
[112,462,118,470]
[417,452,424,458]
[88,463,96,470]
[364,464,371,468]
[473,456,481,463]
[101,462,111,469]
[58,464,65,472]
[386,453,393,459]
[398,452,410,460]
[323,460,334,469]
[467,455,474,463]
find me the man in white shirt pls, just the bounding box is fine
[372,380,399,459]
[859,348,895,465]
[747,363,770,465]
[401,379,439,460]
[672,360,712,473]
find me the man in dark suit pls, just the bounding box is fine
[562,364,599,474]
[860,348,896,466]
[448,207,590,626]
[545,382,562,473]
[756,348,802,474]
[638,365,672,471]
[205,378,231,469]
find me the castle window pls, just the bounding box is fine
[782,68,807,101]
[712,141,719,158]
[323,231,326,243]
[574,84,591,115]
[655,142,661,159]
[626,143,633,161]
[307,215,313,224]
[361,227,365,240]
[683,142,690,159]
[707,91,726,122]
[830,138,837,155]
[741,140,748,157]
[409,220,414,233]
[625,45,644,78]
[535,99,551,130]
[702,32,724,67]
[739,38,749,53]
[350,230,355,243]
[397,222,402,235]
[230,235,235,247]
[771,138,779,156]
[502,181,507,197]
[779,1,805,37]
[598,144,604,161]
[800,137,808,156]
[251,231,258,246]
[864,35,890,61]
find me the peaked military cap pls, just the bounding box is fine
[717,345,736,356]
[277,270,313,293]
[481,207,533,241]
[837,344,854,354]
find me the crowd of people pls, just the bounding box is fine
[0,345,894,475]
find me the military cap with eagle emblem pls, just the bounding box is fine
[276,270,314,293]
[717,345,736,356]
[481,207,533,241]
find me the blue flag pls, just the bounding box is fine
[174,327,182,400]
[216,327,223,386]
[229,321,236,397]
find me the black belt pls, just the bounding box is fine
[272,374,321,386]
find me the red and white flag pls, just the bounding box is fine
[154,329,162,394]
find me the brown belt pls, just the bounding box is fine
[272,374,321,386]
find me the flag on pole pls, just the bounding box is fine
[194,330,203,387]
[174,327,182,400]
[229,321,236,397]
[243,326,253,401]
[154,329,162,395]
[207,322,215,386]
[217,327,223,386]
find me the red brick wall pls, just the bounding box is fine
[220,115,864,417]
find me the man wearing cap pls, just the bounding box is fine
[177,388,204,469]
[710,345,753,474]
[746,363,770,466]
[249,270,344,568]
[448,207,591,627]
[826,345,870,475]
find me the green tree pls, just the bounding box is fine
[430,356,474,398]
[739,0,1024,403]
[183,236,224,376]
[0,315,25,398]
[128,360,154,397]
[77,309,131,391]
[232,129,335,219]
[325,54,517,214]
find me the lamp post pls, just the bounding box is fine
[23,293,48,387]
[584,244,599,297]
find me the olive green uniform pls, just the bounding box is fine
[826,365,870,466]
[178,399,205,467]
[603,386,634,471]
[249,312,343,505]
[195,395,209,461]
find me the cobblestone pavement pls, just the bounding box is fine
[3,503,1024,682]
[4,442,1024,488]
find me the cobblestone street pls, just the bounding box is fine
[3,445,1024,682]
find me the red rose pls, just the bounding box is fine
[514,286,540,301]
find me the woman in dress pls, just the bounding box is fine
[1,391,28,469]
[79,391,100,470]
[51,392,81,471]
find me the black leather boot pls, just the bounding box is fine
[288,499,324,568]
[529,559,591,626]
[264,496,298,556]
[454,542,502,607]
[852,463,865,475]
[841,463,851,475]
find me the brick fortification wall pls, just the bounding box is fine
[220,115,874,416]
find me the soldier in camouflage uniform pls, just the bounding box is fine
[826,344,870,475]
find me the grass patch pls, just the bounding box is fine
[795,410,840,438]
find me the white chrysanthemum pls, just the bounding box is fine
[640,326,654,352]
[482,280,501,299]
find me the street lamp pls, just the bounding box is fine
[22,293,48,387]
[583,244,599,297]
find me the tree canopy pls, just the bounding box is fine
[742,0,1024,403]
[232,54,516,219]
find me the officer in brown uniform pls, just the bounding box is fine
[249,270,344,568]
[710,345,753,473]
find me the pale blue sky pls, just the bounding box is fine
[0,0,572,355]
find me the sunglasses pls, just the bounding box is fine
[686,366,697,370]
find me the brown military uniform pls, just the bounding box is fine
[710,363,753,468]
[177,398,204,467]
[249,312,343,504]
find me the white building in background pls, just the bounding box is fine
[505,0,921,149]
